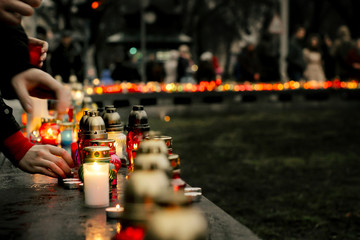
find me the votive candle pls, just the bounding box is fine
[84,162,109,208]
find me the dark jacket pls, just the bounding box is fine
[0,24,33,99]
[0,24,31,141]
[287,37,306,77]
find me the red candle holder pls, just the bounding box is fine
[39,118,60,145]
[28,43,42,66]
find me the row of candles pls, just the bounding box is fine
[30,103,206,239]
[85,79,359,95]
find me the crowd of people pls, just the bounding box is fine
[109,44,221,84]
[12,19,360,90]
[39,24,360,85]
[234,25,360,83]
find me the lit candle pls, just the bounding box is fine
[84,162,109,208]
[105,204,124,219]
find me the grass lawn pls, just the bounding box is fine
[149,108,360,240]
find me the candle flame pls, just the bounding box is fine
[93,162,100,171]
[46,128,54,138]
[116,204,120,209]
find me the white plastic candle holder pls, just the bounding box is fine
[84,162,109,208]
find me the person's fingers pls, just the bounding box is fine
[42,159,67,178]
[28,37,48,53]
[48,145,74,168]
[41,41,48,53]
[42,150,72,176]
[6,1,34,16]
[12,69,71,117]
[40,52,47,62]
[55,87,71,119]
[21,0,42,8]
[0,11,22,25]
[11,75,33,114]
[34,166,58,178]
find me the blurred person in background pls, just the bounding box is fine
[176,44,195,83]
[237,43,261,82]
[330,25,354,81]
[345,38,360,81]
[287,26,306,81]
[164,50,178,83]
[111,53,141,82]
[0,0,74,178]
[196,51,216,82]
[50,30,84,83]
[145,52,165,83]
[303,34,326,83]
[321,34,336,80]
[257,33,280,82]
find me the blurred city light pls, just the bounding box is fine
[129,47,137,55]
[91,1,100,9]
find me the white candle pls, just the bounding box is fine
[106,204,124,219]
[84,162,109,208]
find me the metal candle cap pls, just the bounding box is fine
[83,146,111,162]
[79,110,89,131]
[126,105,150,132]
[83,111,108,139]
[103,107,124,132]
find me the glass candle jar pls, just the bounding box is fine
[39,118,60,145]
[60,122,74,146]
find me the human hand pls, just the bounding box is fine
[11,68,71,119]
[28,37,48,68]
[18,144,74,178]
[0,0,42,25]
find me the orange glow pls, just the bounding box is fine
[87,79,358,94]
[265,84,273,91]
[165,84,173,92]
[21,112,27,126]
[46,128,56,139]
[347,81,358,89]
[133,143,138,150]
[164,116,171,122]
[73,129,78,143]
[39,122,60,145]
[91,1,99,9]
[94,86,103,95]
[191,85,197,92]
[116,222,122,234]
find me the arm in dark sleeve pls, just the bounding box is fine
[0,96,21,140]
[0,24,33,99]
[0,95,34,165]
